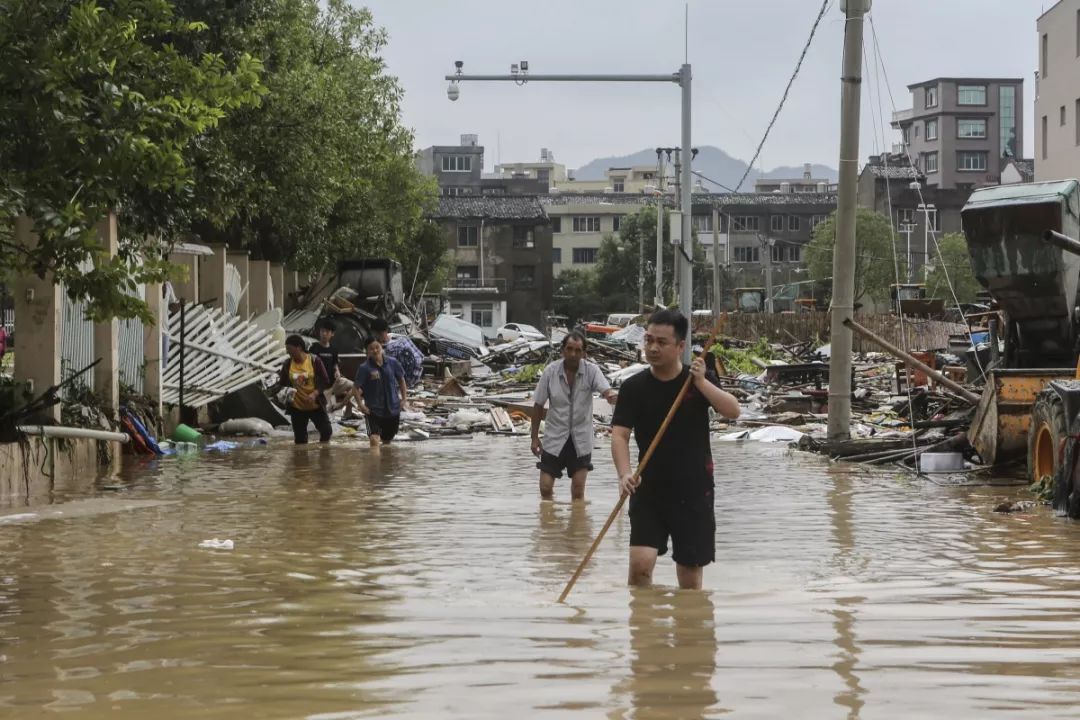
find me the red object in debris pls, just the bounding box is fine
[0,326,6,361]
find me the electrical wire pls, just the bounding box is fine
[734,0,833,191]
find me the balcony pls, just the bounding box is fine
[446,277,507,294]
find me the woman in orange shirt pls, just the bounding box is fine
[278,335,333,444]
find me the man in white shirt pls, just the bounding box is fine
[530,331,617,501]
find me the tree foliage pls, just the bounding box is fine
[927,232,981,304]
[553,269,604,325]
[0,0,264,320]
[173,0,435,272]
[398,221,451,299]
[805,208,905,305]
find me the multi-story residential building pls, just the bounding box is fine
[415,134,486,196]
[856,153,971,278]
[692,193,837,305]
[493,148,568,188]
[553,165,667,194]
[891,77,1024,189]
[540,194,658,277]
[753,164,836,194]
[429,196,553,336]
[1036,0,1080,181]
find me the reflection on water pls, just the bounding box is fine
[3,437,1080,717]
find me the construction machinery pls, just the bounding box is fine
[962,180,1080,514]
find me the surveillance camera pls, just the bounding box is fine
[454,60,463,70]
[520,60,529,72]
[447,81,459,101]
[511,63,519,74]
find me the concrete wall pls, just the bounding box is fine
[547,202,642,276]
[0,437,120,508]
[1037,0,1080,181]
[12,217,62,420]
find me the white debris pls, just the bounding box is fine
[199,538,234,550]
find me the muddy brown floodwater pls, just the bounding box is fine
[2,436,1080,718]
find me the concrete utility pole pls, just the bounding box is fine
[677,63,693,362]
[711,207,721,321]
[827,0,870,442]
[671,148,682,302]
[655,176,664,306]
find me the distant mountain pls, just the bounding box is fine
[573,146,837,192]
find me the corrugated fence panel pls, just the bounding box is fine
[716,313,968,354]
[117,284,145,394]
[60,292,94,398]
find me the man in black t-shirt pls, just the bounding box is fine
[610,310,741,590]
[309,318,353,410]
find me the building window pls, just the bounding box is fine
[1043,33,1049,78]
[550,217,561,233]
[923,152,938,174]
[1063,105,1069,127]
[612,180,625,192]
[442,155,473,172]
[693,214,713,232]
[572,247,598,264]
[957,118,987,139]
[902,126,911,146]
[810,215,827,230]
[613,215,623,232]
[957,85,987,106]
[444,187,469,196]
[926,119,938,140]
[456,265,479,282]
[471,302,493,328]
[958,151,987,172]
[733,246,760,263]
[457,226,478,247]
[572,216,601,233]
[732,216,760,232]
[914,124,920,139]
[513,265,536,288]
[512,225,534,248]
[770,244,784,263]
[788,215,800,232]
[1000,86,1017,157]
[897,208,916,228]
[770,215,784,232]
[1043,115,1049,159]
[788,245,802,262]
[552,247,562,264]
[925,86,938,108]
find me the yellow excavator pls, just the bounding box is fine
[963,180,1080,515]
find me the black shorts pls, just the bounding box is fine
[366,413,400,443]
[537,439,593,478]
[628,489,716,567]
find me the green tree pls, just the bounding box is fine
[805,208,906,306]
[553,269,604,325]
[927,232,981,304]
[398,221,452,299]
[173,0,435,273]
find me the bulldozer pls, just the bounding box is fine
[962,179,1080,515]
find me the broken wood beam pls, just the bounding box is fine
[842,318,980,404]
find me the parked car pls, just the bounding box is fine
[496,323,546,342]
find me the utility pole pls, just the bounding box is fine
[763,237,775,314]
[711,207,721,321]
[671,148,682,302]
[677,62,693,362]
[827,0,869,442]
[655,171,664,306]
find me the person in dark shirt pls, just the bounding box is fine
[351,336,408,448]
[308,318,353,410]
[370,318,425,388]
[610,309,740,590]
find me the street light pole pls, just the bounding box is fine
[445,61,692,350]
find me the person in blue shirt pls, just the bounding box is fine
[351,336,408,447]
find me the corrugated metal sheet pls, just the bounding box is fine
[60,291,94,398]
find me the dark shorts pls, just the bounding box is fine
[366,413,400,443]
[628,489,716,567]
[537,439,593,479]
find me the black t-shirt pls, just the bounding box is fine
[611,366,714,500]
[309,343,338,378]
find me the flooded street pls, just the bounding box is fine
[3,436,1080,718]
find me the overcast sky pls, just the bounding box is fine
[360,0,1046,173]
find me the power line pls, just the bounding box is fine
[690,169,738,193]
[734,0,832,192]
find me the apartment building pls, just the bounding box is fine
[540,194,656,277]
[1036,0,1080,181]
[891,77,1024,189]
[429,196,553,335]
[754,164,836,194]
